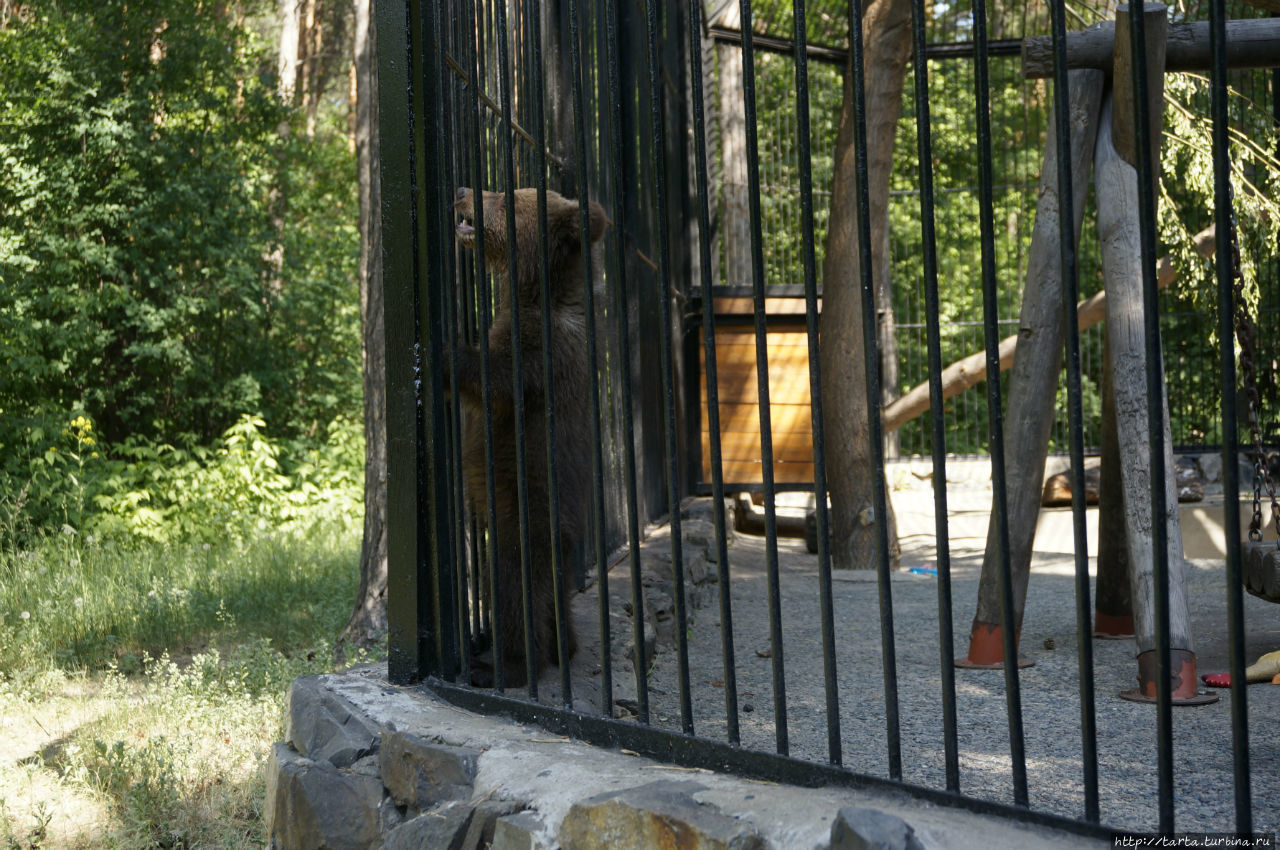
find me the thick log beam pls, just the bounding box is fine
[880,224,1216,435]
[1021,17,1280,78]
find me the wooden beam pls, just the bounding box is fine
[880,224,1216,434]
[1021,17,1280,78]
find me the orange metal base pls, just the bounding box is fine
[955,621,1034,670]
[1093,611,1135,639]
[1118,649,1219,706]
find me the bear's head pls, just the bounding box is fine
[454,187,607,282]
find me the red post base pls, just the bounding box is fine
[1093,610,1135,639]
[955,621,1035,670]
[1118,649,1219,706]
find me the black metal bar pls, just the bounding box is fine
[790,0,840,768]
[493,0,539,697]
[528,0,573,709]
[603,0,650,725]
[849,0,901,781]
[427,679,1116,843]
[706,25,1022,66]
[418,0,459,682]
[644,0,694,735]
[738,0,789,756]
[1127,1,1175,831]
[442,2,471,686]
[909,0,960,794]
[466,0,506,694]
[1209,0,1252,833]
[567,0,613,718]
[380,0,425,685]
[971,0,1027,805]
[1047,0,1099,823]
[685,0,740,745]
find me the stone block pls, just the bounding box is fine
[491,811,552,850]
[379,729,478,810]
[286,675,380,768]
[559,779,765,850]
[829,807,924,850]
[384,803,473,850]
[264,742,385,850]
[460,799,527,850]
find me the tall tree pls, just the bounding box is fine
[340,0,386,651]
[819,0,912,569]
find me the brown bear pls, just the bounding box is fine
[452,186,606,687]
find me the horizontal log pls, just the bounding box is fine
[1022,18,1280,78]
[881,224,1217,434]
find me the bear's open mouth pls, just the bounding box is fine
[455,215,475,241]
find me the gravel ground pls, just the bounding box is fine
[528,472,1280,835]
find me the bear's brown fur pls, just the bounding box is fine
[452,186,606,687]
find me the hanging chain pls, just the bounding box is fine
[1227,185,1280,542]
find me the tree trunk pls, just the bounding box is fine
[340,0,387,654]
[820,0,912,570]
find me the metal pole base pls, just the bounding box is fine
[955,621,1035,669]
[1118,648,1219,705]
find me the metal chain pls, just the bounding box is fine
[1227,185,1280,542]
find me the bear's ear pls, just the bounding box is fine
[586,200,608,244]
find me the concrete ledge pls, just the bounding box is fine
[264,666,1106,849]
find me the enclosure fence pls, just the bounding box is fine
[378,0,1277,838]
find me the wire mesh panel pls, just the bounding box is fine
[378,0,1277,837]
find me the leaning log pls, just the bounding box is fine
[880,224,1216,435]
[1021,17,1280,79]
[966,69,1105,655]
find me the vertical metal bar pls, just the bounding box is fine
[380,0,426,685]
[971,0,1027,805]
[1209,0,1252,832]
[644,0,695,736]
[1047,0,1099,822]
[1126,1,1174,831]
[603,0,650,725]
[849,0,901,781]
[465,0,506,693]
[528,0,573,708]
[737,0,788,757]
[908,0,959,794]
[493,0,539,697]
[684,0,740,744]
[790,0,841,767]
[567,0,613,718]
[441,2,472,685]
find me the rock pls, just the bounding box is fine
[384,802,473,850]
[1175,456,1205,502]
[286,675,380,768]
[492,810,552,850]
[829,807,925,850]
[264,742,386,850]
[559,780,765,850]
[460,799,527,850]
[379,730,478,811]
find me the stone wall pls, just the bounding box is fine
[264,667,1104,849]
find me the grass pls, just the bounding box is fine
[0,519,362,848]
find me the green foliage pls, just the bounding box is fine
[0,0,359,458]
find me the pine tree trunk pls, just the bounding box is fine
[820,0,911,569]
[340,0,387,654]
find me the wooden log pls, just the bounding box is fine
[880,224,1215,434]
[970,70,1106,638]
[1094,94,1194,656]
[1111,4,1168,173]
[1021,17,1280,78]
[1095,337,1134,636]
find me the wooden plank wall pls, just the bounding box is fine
[699,298,817,487]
